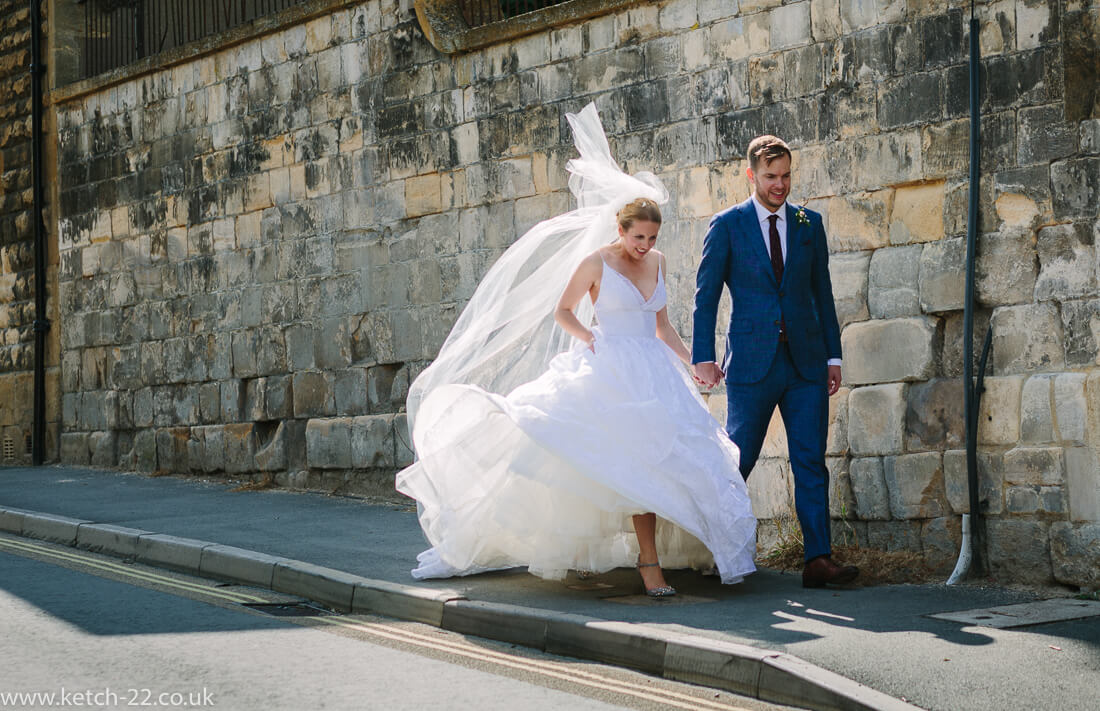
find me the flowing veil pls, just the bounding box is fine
[404,103,670,440]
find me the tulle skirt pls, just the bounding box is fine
[396,332,757,584]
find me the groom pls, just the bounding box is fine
[692,136,858,588]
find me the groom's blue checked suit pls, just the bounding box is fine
[692,197,842,562]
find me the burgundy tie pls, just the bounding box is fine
[768,214,783,284]
[768,215,787,342]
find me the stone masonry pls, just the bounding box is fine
[44,0,1100,588]
[0,1,56,465]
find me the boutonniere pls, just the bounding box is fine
[795,206,811,227]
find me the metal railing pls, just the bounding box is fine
[457,0,573,28]
[80,0,310,79]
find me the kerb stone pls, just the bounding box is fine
[356,580,461,627]
[199,545,286,588]
[21,512,91,546]
[135,533,208,573]
[76,523,148,557]
[273,560,360,612]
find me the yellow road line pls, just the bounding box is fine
[315,615,752,711]
[2,536,754,709]
[0,537,266,604]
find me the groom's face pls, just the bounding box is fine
[747,155,791,212]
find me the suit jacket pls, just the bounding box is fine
[691,198,842,384]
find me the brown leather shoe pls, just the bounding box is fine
[802,555,859,588]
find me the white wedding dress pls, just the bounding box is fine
[395,254,758,584]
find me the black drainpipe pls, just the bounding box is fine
[961,4,991,578]
[30,0,49,465]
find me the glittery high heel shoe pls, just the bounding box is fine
[636,559,676,598]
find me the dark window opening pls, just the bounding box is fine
[457,0,573,29]
[78,0,312,80]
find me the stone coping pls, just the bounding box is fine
[0,503,917,711]
[414,0,643,54]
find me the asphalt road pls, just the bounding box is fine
[0,533,799,711]
[3,466,1099,711]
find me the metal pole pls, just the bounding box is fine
[961,11,984,577]
[30,0,49,465]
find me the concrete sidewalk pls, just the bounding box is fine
[1,466,1097,711]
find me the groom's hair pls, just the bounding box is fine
[747,136,791,171]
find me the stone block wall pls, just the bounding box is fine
[49,0,1098,586]
[0,0,56,464]
[805,0,1100,588]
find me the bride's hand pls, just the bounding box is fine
[692,362,723,388]
[585,332,596,353]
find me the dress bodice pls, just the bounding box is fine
[594,258,666,338]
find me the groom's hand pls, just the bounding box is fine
[694,362,724,389]
[827,365,842,396]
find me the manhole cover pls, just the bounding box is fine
[929,599,1100,629]
[603,593,717,606]
[241,602,332,617]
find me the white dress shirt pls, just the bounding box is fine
[749,193,842,368]
[750,192,787,263]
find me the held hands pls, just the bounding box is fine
[692,363,839,392]
[692,362,724,389]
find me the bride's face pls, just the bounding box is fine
[617,220,660,261]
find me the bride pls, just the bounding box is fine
[396,104,756,595]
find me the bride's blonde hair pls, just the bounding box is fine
[616,198,662,229]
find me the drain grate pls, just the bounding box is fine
[603,593,718,606]
[929,599,1100,629]
[566,582,616,591]
[240,602,332,617]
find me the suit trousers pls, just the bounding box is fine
[724,342,832,561]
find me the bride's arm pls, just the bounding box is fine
[654,254,693,366]
[554,253,602,350]
[656,307,692,365]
